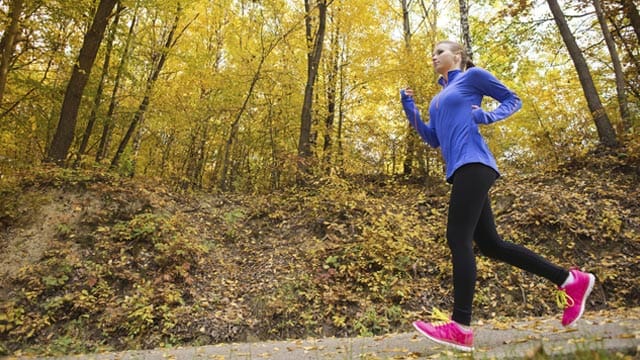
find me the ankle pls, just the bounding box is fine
[560,271,575,288]
[452,320,472,331]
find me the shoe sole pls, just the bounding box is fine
[564,273,596,327]
[412,321,474,352]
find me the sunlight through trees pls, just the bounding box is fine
[0,0,637,192]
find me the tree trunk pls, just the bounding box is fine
[46,0,118,164]
[401,0,412,50]
[400,0,415,176]
[160,130,176,178]
[532,103,560,164]
[220,65,262,190]
[76,3,122,164]
[546,0,619,148]
[185,18,224,188]
[111,5,181,168]
[97,3,138,162]
[607,16,640,99]
[182,108,211,189]
[323,12,340,174]
[129,111,146,177]
[336,44,346,175]
[298,0,328,172]
[0,0,24,106]
[593,0,631,133]
[622,0,640,42]
[194,122,209,187]
[218,16,297,190]
[267,101,281,190]
[458,0,473,60]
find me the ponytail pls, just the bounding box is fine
[465,59,475,70]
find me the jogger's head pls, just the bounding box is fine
[432,41,475,76]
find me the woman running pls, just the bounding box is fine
[400,40,596,352]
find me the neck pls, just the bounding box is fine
[440,68,461,84]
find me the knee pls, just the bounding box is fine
[446,232,474,254]
[476,238,504,259]
[477,243,499,259]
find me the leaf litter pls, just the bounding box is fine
[0,152,638,356]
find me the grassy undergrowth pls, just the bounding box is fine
[0,151,639,357]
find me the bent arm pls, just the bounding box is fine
[401,90,440,148]
[470,68,522,125]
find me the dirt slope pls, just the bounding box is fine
[0,154,638,357]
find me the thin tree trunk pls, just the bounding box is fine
[194,122,209,187]
[546,0,619,148]
[458,0,473,60]
[0,0,24,106]
[46,0,118,164]
[217,18,297,190]
[419,0,439,44]
[97,3,138,162]
[111,5,181,168]
[418,0,439,193]
[184,112,210,188]
[184,125,199,186]
[298,0,328,172]
[129,112,146,177]
[532,103,560,164]
[76,3,123,164]
[220,64,262,190]
[401,0,415,176]
[267,100,281,190]
[593,0,631,133]
[186,34,223,188]
[622,0,640,42]
[608,17,640,98]
[110,83,149,169]
[323,12,340,174]
[401,0,412,49]
[336,41,346,175]
[160,131,176,178]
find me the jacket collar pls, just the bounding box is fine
[438,69,463,87]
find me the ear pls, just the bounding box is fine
[454,53,462,66]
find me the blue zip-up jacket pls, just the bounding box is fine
[401,68,522,182]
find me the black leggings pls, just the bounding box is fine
[447,163,569,326]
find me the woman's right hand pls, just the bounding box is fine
[404,88,414,97]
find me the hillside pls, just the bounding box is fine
[0,152,639,357]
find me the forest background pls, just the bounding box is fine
[0,0,639,357]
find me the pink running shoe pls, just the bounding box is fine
[557,268,596,327]
[412,319,474,352]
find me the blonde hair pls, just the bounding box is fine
[436,40,475,70]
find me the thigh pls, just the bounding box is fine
[448,164,496,232]
[473,197,501,248]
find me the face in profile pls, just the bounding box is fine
[432,42,462,76]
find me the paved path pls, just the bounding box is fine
[5,308,640,360]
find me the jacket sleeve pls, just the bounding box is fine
[469,68,522,125]
[400,90,440,148]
